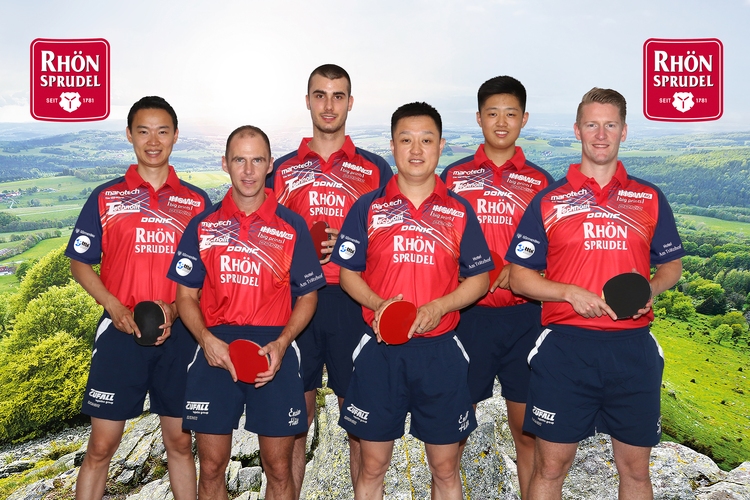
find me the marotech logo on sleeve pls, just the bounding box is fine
[30,38,110,122]
[643,38,722,122]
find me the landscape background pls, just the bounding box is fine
[0,0,748,497]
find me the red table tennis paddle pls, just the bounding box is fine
[488,250,504,286]
[378,300,417,345]
[133,301,165,346]
[228,339,271,383]
[602,272,652,319]
[310,221,330,260]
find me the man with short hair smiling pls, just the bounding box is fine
[507,88,685,499]
[441,76,553,498]
[268,64,392,493]
[170,126,324,499]
[332,102,492,499]
[67,96,209,500]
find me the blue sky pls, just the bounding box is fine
[1,0,748,135]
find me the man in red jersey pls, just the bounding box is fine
[332,102,492,499]
[67,96,210,500]
[170,126,324,499]
[506,88,684,499]
[267,64,392,494]
[441,76,553,498]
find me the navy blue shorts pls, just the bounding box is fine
[82,314,196,420]
[456,302,541,404]
[182,325,307,437]
[295,285,365,396]
[339,330,476,445]
[523,325,664,447]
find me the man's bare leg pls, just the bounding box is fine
[425,442,464,500]
[195,432,232,500]
[75,418,125,500]
[292,388,316,498]
[159,415,196,500]
[506,400,535,498]
[526,438,577,500]
[355,439,394,500]
[338,396,361,487]
[611,437,653,500]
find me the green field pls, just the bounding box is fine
[653,316,749,470]
[677,214,750,235]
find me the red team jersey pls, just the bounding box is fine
[331,176,493,337]
[506,162,685,331]
[441,145,553,307]
[168,188,325,327]
[268,136,392,285]
[66,165,210,309]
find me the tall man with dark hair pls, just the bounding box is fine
[170,126,325,499]
[67,96,210,500]
[268,64,393,493]
[332,102,492,499]
[506,88,684,499]
[441,75,553,498]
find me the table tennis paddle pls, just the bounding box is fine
[310,221,330,260]
[133,301,166,346]
[602,272,652,319]
[228,339,271,383]
[378,300,417,345]
[488,250,504,286]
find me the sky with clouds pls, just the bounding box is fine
[1,0,748,135]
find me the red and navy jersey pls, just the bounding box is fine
[267,136,392,285]
[66,165,210,310]
[506,162,685,331]
[331,175,493,337]
[441,145,553,307]
[168,188,325,328]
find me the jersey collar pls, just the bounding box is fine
[220,187,278,223]
[475,144,526,172]
[297,135,356,162]
[566,161,628,192]
[384,174,449,204]
[125,164,184,194]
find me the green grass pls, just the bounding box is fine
[652,315,750,470]
[0,235,70,265]
[677,214,750,235]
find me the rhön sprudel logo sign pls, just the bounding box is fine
[643,38,723,122]
[30,38,110,122]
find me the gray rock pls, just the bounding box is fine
[226,460,242,492]
[461,422,520,499]
[0,460,35,474]
[117,468,136,485]
[6,479,54,500]
[696,461,750,499]
[52,450,78,470]
[232,415,261,466]
[238,466,263,492]
[126,473,173,500]
[299,393,354,499]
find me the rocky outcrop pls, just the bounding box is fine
[3,383,750,499]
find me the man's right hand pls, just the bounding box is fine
[201,334,238,382]
[104,298,141,337]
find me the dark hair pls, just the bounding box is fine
[576,88,627,124]
[307,64,351,95]
[477,76,527,113]
[390,102,442,138]
[127,96,178,131]
[225,125,271,160]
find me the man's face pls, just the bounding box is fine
[126,108,178,170]
[306,75,353,135]
[574,102,627,167]
[390,115,445,182]
[222,134,273,204]
[476,94,528,155]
